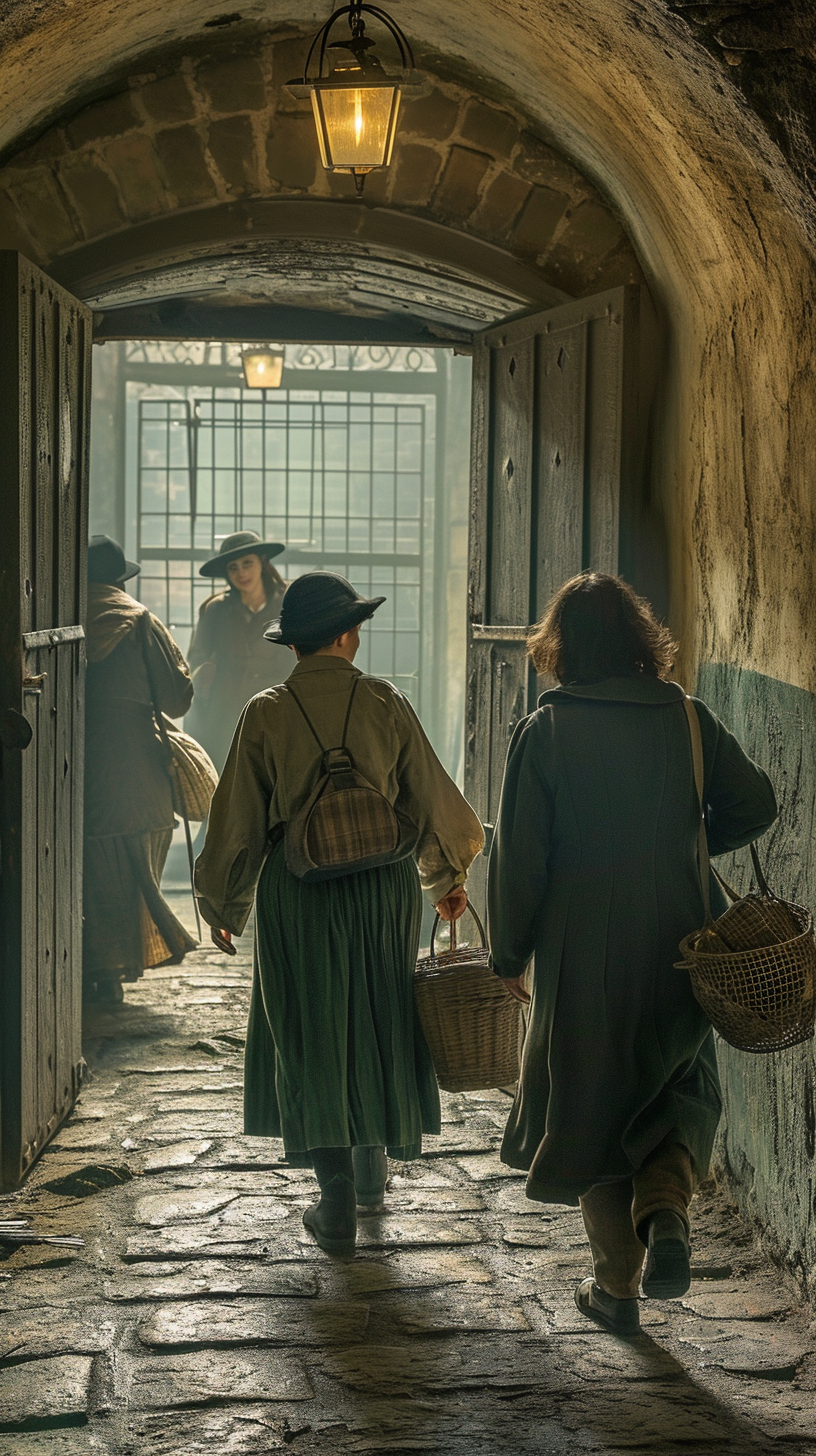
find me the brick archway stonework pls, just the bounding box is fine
[0,35,643,324]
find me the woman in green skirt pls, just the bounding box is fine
[196,571,484,1256]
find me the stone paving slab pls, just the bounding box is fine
[103,1261,319,1301]
[337,1250,492,1294]
[1,895,813,1454]
[0,1354,94,1430]
[124,1349,314,1407]
[138,1297,371,1348]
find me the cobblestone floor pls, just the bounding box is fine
[1,894,815,1454]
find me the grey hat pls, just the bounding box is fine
[88,534,140,584]
[199,530,285,578]
[264,571,385,645]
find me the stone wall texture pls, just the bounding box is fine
[0,0,815,1292]
[698,663,816,1303]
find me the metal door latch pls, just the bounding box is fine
[22,672,48,695]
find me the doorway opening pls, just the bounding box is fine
[89,337,474,782]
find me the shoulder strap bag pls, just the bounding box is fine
[284,675,418,882]
[140,611,219,939]
[677,697,815,1052]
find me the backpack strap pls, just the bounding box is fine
[286,683,325,752]
[286,673,361,754]
[340,675,360,746]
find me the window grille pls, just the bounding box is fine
[135,385,435,708]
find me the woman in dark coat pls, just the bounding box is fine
[185,531,293,772]
[84,535,197,1002]
[488,573,777,1336]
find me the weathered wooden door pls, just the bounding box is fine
[465,285,654,903]
[0,253,92,1191]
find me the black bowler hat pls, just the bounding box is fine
[264,571,385,645]
[88,534,140,584]
[199,530,285,579]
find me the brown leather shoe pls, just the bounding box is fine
[641,1211,691,1298]
[575,1278,641,1336]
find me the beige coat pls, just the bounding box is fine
[195,655,484,934]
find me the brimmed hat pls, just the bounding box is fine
[88,534,140,584]
[264,571,385,646]
[199,530,285,579]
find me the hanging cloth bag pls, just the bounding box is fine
[140,610,219,939]
[675,697,816,1052]
[284,675,418,882]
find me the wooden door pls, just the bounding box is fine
[465,285,653,905]
[0,253,92,1191]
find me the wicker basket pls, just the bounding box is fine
[676,850,816,1053]
[414,900,521,1092]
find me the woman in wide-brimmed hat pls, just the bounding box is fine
[83,535,197,1002]
[185,531,293,772]
[196,571,485,1258]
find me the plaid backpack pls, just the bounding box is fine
[284,676,418,881]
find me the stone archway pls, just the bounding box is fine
[2,0,816,1295]
[0,36,643,341]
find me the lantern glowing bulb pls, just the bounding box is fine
[289,1,419,196]
[240,346,284,389]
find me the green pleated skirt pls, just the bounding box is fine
[244,840,441,1162]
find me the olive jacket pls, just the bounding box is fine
[487,676,778,1203]
[195,655,485,934]
[185,586,293,771]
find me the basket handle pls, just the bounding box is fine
[430,896,487,958]
[749,840,775,898]
[686,698,774,908]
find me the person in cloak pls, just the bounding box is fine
[195,571,485,1257]
[487,572,777,1336]
[185,531,293,773]
[83,535,196,1003]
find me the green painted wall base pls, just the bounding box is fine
[696,662,816,1301]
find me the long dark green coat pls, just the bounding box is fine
[487,677,777,1204]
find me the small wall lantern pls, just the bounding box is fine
[241,345,285,389]
[289,0,419,195]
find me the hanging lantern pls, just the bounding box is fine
[240,345,285,389]
[288,1,419,195]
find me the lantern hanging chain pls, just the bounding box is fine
[349,0,365,37]
[305,1,415,80]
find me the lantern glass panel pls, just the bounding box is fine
[312,85,399,169]
[241,351,284,389]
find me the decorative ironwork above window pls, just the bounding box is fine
[123,341,438,372]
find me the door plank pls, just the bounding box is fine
[465,286,654,928]
[0,253,91,1190]
[535,321,587,613]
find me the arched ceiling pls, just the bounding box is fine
[0,0,815,687]
[0,28,640,340]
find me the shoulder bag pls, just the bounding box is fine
[140,610,219,938]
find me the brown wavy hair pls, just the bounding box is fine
[527,572,677,683]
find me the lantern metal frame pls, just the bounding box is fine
[288,0,421,194]
[240,344,285,389]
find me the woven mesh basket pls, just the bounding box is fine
[414,901,521,1092]
[676,879,816,1053]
